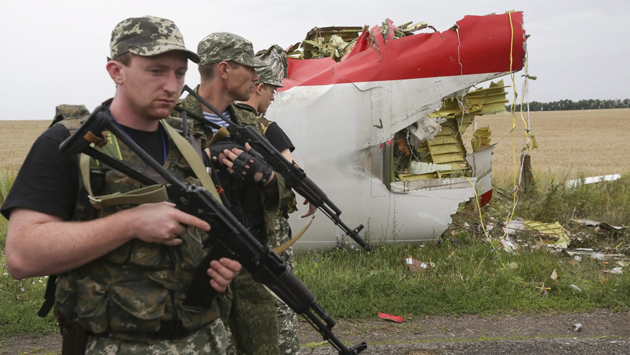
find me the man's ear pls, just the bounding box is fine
[254,83,265,95]
[106,60,125,86]
[217,62,230,80]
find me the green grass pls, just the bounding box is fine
[293,173,630,319]
[1,171,629,338]
[295,240,630,319]
[1,171,59,337]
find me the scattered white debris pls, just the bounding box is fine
[565,174,621,188]
[605,267,623,275]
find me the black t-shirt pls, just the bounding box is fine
[1,123,168,221]
[265,122,294,154]
[115,124,169,165]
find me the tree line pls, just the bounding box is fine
[506,99,630,111]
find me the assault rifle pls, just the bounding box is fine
[178,85,371,251]
[59,105,367,355]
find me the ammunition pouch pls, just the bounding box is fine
[55,310,89,355]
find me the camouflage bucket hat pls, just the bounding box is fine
[197,32,266,67]
[256,65,283,87]
[110,16,199,63]
[255,44,288,87]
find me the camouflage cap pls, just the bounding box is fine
[197,32,266,67]
[110,16,199,63]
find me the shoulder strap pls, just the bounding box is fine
[37,275,57,317]
[162,120,223,205]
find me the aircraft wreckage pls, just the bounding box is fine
[265,11,528,249]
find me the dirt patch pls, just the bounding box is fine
[300,309,629,345]
[2,310,628,354]
[0,334,61,355]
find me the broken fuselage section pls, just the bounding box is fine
[268,12,527,249]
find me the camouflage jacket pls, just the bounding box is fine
[173,86,294,242]
[53,109,223,343]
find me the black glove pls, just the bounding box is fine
[230,148,274,186]
[207,140,244,168]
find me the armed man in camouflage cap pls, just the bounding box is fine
[174,32,295,355]
[2,16,241,354]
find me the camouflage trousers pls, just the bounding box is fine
[270,215,300,354]
[276,297,300,354]
[226,269,279,355]
[85,318,228,355]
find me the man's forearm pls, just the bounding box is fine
[5,208,137,279]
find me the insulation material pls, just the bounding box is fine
[471,127,491,152]
[523,220,571,248]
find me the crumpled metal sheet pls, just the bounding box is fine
[571,219,624,231]
[278,12,527,147]
[565,174,622,188]
[504,218,571,248]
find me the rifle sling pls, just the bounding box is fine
[80,120,222,209]
[272,214,315,254]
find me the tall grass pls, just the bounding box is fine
[516,171,630,226]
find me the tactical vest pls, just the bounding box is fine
[53,115,223,342]
[175,91,297,247]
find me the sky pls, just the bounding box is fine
[1,0,629,120]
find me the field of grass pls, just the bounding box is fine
[2,109,627,177]
[1,109,629,337]
[462,108,630,179]
[0,120,50,174]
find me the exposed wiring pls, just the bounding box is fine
[499,11,532,241]
[464,177,503,263]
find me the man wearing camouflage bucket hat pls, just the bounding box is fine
[173,33,296,355]
[2,16,241,354]
[233,44,323,355]
[234,54,284,113]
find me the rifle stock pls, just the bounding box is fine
[59,105,367,355]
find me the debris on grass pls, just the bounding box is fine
[565,174,621,188]
[378,312,403,323]
[502,219,571,248]
[571,219,624,231]
[605,267,623,275]
[405,256,434,273]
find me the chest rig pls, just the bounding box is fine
[46,109,224,342]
